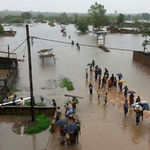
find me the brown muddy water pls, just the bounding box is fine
[0,24,150,150]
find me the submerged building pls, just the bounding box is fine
[0,51,18,99]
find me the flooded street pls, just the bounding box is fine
[0,23,150,150]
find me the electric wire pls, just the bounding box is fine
[10,39,27,54]
[0,39,26,49]
[31,36,142,52]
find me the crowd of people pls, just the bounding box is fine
[2,93,17,105]
[55,97,80,145]
[86,59,146,125]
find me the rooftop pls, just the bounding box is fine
[0,51,17,59]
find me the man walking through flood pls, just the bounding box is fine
[89,83,93,95]
[104,93,108,106]
[85,68,88,79]
[124,100,128,116]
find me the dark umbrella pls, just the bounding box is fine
[87,63,92,66]
[138,101,149,111]
[141,102,149,111]
[65,123,78,132]
[131,101,149,111]
[116,73,123,78]
[127,90,136,94]
[56,119,68,127]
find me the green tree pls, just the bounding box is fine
[0,24,4,34]
[36,14,45,20]
[141,13,150,20]
[76,17,88,33]
[21,12,32,19]
[72,13,79,24]
[117,13,125,25]
[88,2,108,29]
[134,20,142,30]
[142,28,150,53]
[59,12,69,25]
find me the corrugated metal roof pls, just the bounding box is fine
[0,51,17,59]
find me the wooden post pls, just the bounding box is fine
[8,44,10,74]
[26,25,35,121]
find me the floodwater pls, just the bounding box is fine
[0,23,150,150]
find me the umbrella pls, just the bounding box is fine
[65,123,78,132]
[87,63,92,66]
[141,101,150,111]
[56,119,68,127]
[119,79,126,83]
[127,90,136,94]
[131,101,149,111]
[116,73,123,78]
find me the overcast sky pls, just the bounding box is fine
[0,0,149,14]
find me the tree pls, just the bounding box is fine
[117,13,125,25]
[21,12,32,19]
[72,13,79,24]
[141,13,150,20]
[142,28,150,53]
[0,24,4,34]
[76,17,88,33]
[134,20,142,30]
[59,12,69,25]
[88,2,108,29]
[36,14,45,20]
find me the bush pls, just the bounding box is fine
[28,114,50,134]
[9,88,22,93]
[59,78,74,91]
[25,101,46,106]
[76,18,88,33]
[0,24,4,34]
[48,22,55,27]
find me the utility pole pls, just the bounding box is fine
[26,24,35,121]
[8,44,10,74]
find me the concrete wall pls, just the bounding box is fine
[133,51,150,67]
[0,106,56,116]
[7,69,18,89]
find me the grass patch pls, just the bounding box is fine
[48,22,55,27]
[9,88,22,93]
[25,101,46,106]
[27,114,50,134]
[59,78,74,91]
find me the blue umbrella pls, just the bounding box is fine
[56,119,68,127]
[65,123,78,132]
[127,90,136,94]
[131,101,149,111]
[116,73,123,78]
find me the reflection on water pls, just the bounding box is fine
[33,135,36,150]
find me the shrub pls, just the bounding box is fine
[28,114,50,134]
[48,22,55,27]
[59,78,74,91]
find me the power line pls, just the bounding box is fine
[31,36,142,52]
[0,39,26,49]
[10,39,27,54]
[17,41,27,56]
